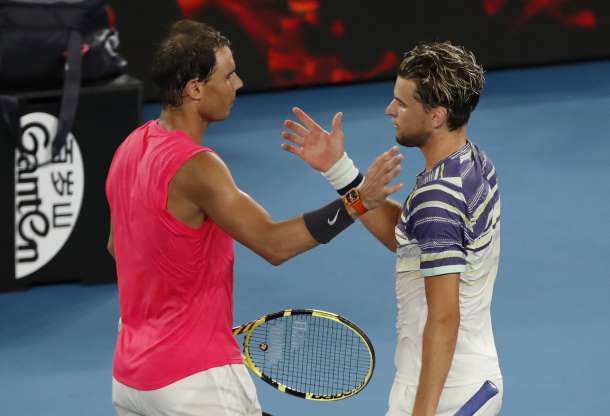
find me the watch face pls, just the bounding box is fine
[345,189,359,204]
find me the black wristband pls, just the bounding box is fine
[336,173,364,196]
[303,198,354,244]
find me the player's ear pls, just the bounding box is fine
[184,79,203,101]
[430,106,448,129]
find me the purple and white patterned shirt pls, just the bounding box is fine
[393,141,502,387]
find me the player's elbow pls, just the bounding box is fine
[261,249,288,266]
[428,309,460,330]
[385,240,398,253]
[252,240,285,266]
[257,233,293,266]
[248,219,305,265]
[372,232,397,252]
[266,255,286,266]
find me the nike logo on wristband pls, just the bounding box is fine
[327,209,340,225]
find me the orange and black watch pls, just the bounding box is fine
[342,188,368,216]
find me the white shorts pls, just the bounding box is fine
[386,377,503,416]
[112,364,262,416]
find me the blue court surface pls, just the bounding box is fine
[1,59,610,415]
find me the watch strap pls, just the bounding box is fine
[343,188,368,216]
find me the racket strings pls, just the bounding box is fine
[248,314,371,396]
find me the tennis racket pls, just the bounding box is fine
[232,308,375,401]
[454,380,499,416]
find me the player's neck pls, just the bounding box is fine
[158,107,208,145]
[420,127,468,172]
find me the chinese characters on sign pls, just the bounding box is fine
[14,112,85,279]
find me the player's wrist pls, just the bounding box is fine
[342,201,359,220]
[342,187,368,217]
[321,152,365,195]
[303,198,355,244]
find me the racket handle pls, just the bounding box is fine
[454,380,498,416]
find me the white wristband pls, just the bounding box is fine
[321,152,360,190]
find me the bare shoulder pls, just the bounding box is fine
[172,150,239,207]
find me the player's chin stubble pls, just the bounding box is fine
[395,132,430,148]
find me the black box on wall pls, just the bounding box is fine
[0,75,142,292]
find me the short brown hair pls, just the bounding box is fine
[398,41,485,130]
[151,20,230,107]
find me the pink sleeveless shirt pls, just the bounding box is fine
[105,120,242,390]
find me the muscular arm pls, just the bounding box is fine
[176,150,401,265]
[358,199,403,252]
[179,151,317,265]
[412,273,460,416]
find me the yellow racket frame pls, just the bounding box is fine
[232,308,375,401]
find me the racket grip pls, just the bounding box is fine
[454,380,498,416]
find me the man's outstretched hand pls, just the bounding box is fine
[281,107,345,172]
